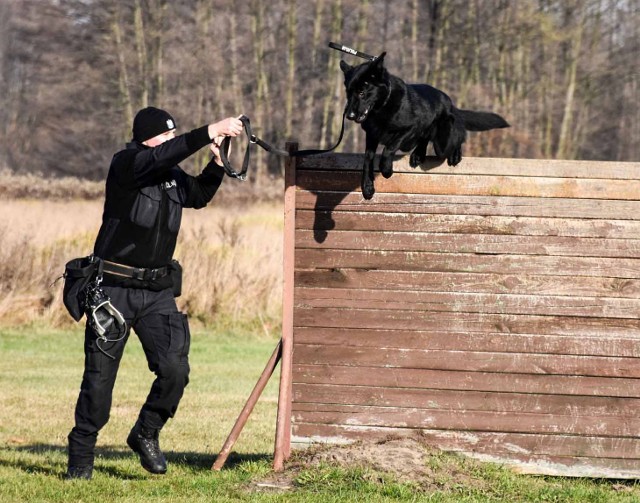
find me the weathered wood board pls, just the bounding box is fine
[286,154,640,478]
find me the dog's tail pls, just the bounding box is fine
[456,109,510,131]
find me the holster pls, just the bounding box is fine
[169,259,182,298]
[62,255,103,321]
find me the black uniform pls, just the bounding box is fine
[68,125,223,468]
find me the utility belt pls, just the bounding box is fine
[102,260,170,281]
[61,256,182,325]
[102,259,182,297]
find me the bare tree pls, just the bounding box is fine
[0,0,638,183]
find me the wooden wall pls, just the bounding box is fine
[286,154,640,478]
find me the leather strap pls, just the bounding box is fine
[219,109,347,181]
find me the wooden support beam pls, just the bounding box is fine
[273,142,297,471]
[212,340,282,471]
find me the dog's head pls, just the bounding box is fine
[340,52,389,123]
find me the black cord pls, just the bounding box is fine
[95,324,127,360]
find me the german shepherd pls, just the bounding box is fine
[340,52,509,199]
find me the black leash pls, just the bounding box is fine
[218,42,373,181]
[218,110,347,181]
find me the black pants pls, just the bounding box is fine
[68,286,191,467]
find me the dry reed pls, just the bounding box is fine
[0,170,104,200]
[0,197,283,330]
[0,169,283,204]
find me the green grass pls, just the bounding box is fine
[1,325,640,502]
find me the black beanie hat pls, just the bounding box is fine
[132,107,176,142]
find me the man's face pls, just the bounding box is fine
[143,129,176,147]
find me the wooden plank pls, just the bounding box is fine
[296,191,640,221]
[294,327,640,358]
[292,404,640,437]
[289,156,640,478]
[294,307,640,338]
[292,364,640,398]
[296,229,640,259]
[274,142,298,470]
[294,270,640,299]
[293,344,640,378]
[466,452,640,478]
[294,287,640,319]
[297,154,640,180]
[296,210,640,240]
[296,170,640,200]
[295,249,640,279]
[291,423,640,462]
[292,383,640,418]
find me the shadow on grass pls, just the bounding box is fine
[0,443,273,479]
[190,450,273,470]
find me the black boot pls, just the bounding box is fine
[126,422,167,474]
[65,464,93,480]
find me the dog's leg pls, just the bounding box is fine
[410,139,428,167]
[433,114,453,158]
[448,146,462,166]
[446,120,465,166]
[362,135,378,200]
[434,114,465,167]
[379,147,395,179]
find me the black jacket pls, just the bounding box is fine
[94,125,223,287]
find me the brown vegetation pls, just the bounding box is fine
[256,435,490,493]
[0,169,283,204]
[0,170,105,200]
[0,196,284,330]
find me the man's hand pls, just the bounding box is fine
[208,116,244,167]
[209,136,225,165]
[208,116,244,140]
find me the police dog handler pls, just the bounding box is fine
[65,108,244,480]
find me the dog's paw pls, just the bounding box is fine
[409,151,425,168]
[380,158,394,179]
[362,182,375,200]
[448,149,462,166]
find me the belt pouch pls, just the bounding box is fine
[170,259,183,298]
[63,256,101,321]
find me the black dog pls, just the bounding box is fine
[340,52,509,199]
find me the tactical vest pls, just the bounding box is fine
[94,167,184,270]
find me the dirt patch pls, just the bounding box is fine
[253,433,490,493]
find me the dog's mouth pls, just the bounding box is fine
[354,107,370,123]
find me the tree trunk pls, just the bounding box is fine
[228,10,242,115]
[411,0,419,82]
[111,5,134,132]
[133,0,148,107]
[350,0,369,153]
[556,5,585,159]
[301,0,325,147]
[251,0,271,181]
[285,0,297,139]
[320,0,342,149]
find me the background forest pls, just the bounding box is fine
[0,0,638,188]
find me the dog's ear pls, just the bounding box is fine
[374,52,387,65]
[340,60,352,74]
[368,52,387,80]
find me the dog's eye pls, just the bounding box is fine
[358,90,365,97]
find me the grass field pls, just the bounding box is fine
[2,325,640,503]
[3,192,640,501]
